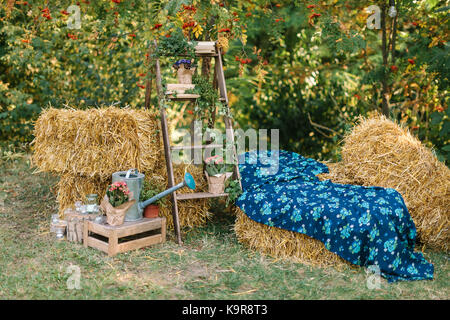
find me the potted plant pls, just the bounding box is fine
[139,180,164,219]
[173,59,196,84]
[100,181,135,226]
[204,155,229,194]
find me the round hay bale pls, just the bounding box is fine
[32,107,162,179]
[153,163,212,230]
[333,114,450,252]
[234,207,349,268]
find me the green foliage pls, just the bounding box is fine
[139,180,166,206]
[224,178,242,207]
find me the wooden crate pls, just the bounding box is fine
[83,217,166,256]
[64,209,97,243]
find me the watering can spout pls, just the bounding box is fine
[138,172,196,211]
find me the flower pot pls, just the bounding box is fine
[144,204,159,219]
[177,65,196,84]
[205,171,227,194]
[100,195,136,227]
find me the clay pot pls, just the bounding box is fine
[144,204,159,219]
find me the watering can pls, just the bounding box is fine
[112,169,196,222]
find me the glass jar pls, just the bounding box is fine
[85,194,98,214]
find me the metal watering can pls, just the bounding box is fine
[112,169,196,221]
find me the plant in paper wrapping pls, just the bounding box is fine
[100,181,135,226]
[204,155,228,194]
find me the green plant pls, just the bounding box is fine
[204,155,226,176]
[139,180,165,206]
[106,181,131,207]
[154,27,197,62]
[224,178,242,206]
[189,74,226,121]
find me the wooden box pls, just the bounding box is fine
[83,217,166,256]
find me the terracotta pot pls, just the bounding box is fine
[144,204,159,219]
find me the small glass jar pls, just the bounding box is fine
[85,194,98,214]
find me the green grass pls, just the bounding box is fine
[0,155,448,299]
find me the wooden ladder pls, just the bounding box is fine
[154,41,241,244]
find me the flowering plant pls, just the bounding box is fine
[106,181,131,207]
[204,155,226,176]
[173,59,193,70]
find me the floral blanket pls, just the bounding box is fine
[235,150,434,282]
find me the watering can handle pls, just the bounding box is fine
[125,168,138,179]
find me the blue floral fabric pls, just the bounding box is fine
[236,150,434,282]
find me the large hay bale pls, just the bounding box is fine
[32,107,162,179]
[155,163,212,230]
[234,207,349,268]
[322,115,450,252]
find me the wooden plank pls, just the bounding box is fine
[177,192,228,200]
[83,220,89,248]
[166,93,200,100]
[108,233,118,257]
[114,219,162,238]
[87,236,109,254]
[117,234,163,254]
[154,40,182,245]
[87,220,112,237]
[161,217,166,243]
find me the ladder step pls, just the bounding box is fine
[171,144,223,150]
[166,93,200,101]
[176,192,228,200]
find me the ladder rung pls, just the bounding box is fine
[171,144,223,151]
[176,192,228,200]
[166,93,200,101]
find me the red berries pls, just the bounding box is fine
[307,4,316,9]
[390,65,398,72]
[218,28,231,33]
[128,33,136,38]
[408,59,415,65]
[153,24,163,30]
[41,8,52,20]
[67,33,77,40]
[182,21,195,29]
[235,57,252,64]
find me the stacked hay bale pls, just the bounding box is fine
[320,114,450,252]
[33,107,212,230]
[234,207,349,268]
[32,107,163,215]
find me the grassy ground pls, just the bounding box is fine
[0,155,448,300]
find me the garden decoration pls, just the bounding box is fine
[173,59,196,84]
[204,155,228,194]
[111,169,196,223]
[154,39,241,244]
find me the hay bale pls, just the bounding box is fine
[32,107,162,179]
[57,173,110,216]
[234,207,349,268]
[323,115,450,252]
[155,163,212,230]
